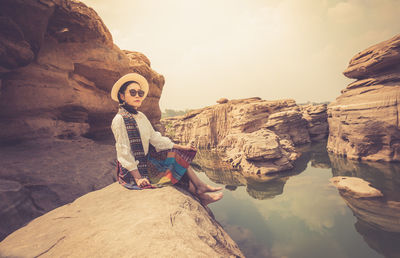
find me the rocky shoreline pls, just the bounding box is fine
[162,98,328,177]
[0,0,243,253]
[1,0,400,256]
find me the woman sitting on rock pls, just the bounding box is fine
[110,73,223,206]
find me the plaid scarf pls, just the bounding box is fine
[118,107,149,179]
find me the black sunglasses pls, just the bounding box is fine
[129,89,145,97]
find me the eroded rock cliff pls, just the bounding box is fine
[162,98,328,176]
[0,183,244,258]
[0,0,165,142]
[0,0,165,242]
[327,33,400,161]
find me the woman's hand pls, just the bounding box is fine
[135,177,151,187]
[174,143,197,151]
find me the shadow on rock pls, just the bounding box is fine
[0,137,116,241]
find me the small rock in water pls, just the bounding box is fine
[330,176,383,198]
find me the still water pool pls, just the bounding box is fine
[192,140,400,258]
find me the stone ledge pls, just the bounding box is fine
[0,182,243,258]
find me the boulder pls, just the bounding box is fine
[218,129,299,176]
[327,33,400,161]
[343,34,400,79]
[329,176,383,198]
[0,182,244,258]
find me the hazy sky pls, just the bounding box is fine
[81,0,400,110]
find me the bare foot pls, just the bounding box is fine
[196,184,223,195]
[199,192,223,206]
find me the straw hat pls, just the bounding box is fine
[111,73,149,102]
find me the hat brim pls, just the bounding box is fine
[111,73,149,102]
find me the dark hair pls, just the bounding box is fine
[117,80,139,104]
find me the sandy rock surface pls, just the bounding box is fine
[0,182,244,258]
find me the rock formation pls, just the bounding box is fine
[0,183,244,257]
[0,0,165,143]
[162,97,328,176]
[327,33,400,161]
[0,0,165,242]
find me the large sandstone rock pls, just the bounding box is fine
[0,0,167,245]
[327,33,400,161]
[343,34,400,79]
[0,183,244,258]
[162,98,328,176]
[218,129,299,176]
[0,0,165,142]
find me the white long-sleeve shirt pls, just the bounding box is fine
[111,111,174,171]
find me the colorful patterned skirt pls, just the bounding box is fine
[116,146,197,190]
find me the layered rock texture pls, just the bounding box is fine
[327,34,400,161]
[0,183,244,257]
[162,98,328,176]
[0,0,166,243]
[0,0,165,143]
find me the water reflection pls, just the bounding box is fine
[194,140,331,201]
[193,140,400,258]
[192,150,246,187]
[329,154,400,201]
[329,154,400,258]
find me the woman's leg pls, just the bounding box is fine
[186,179,198,195]
[186,166,223,194]
[186,178,223,206]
